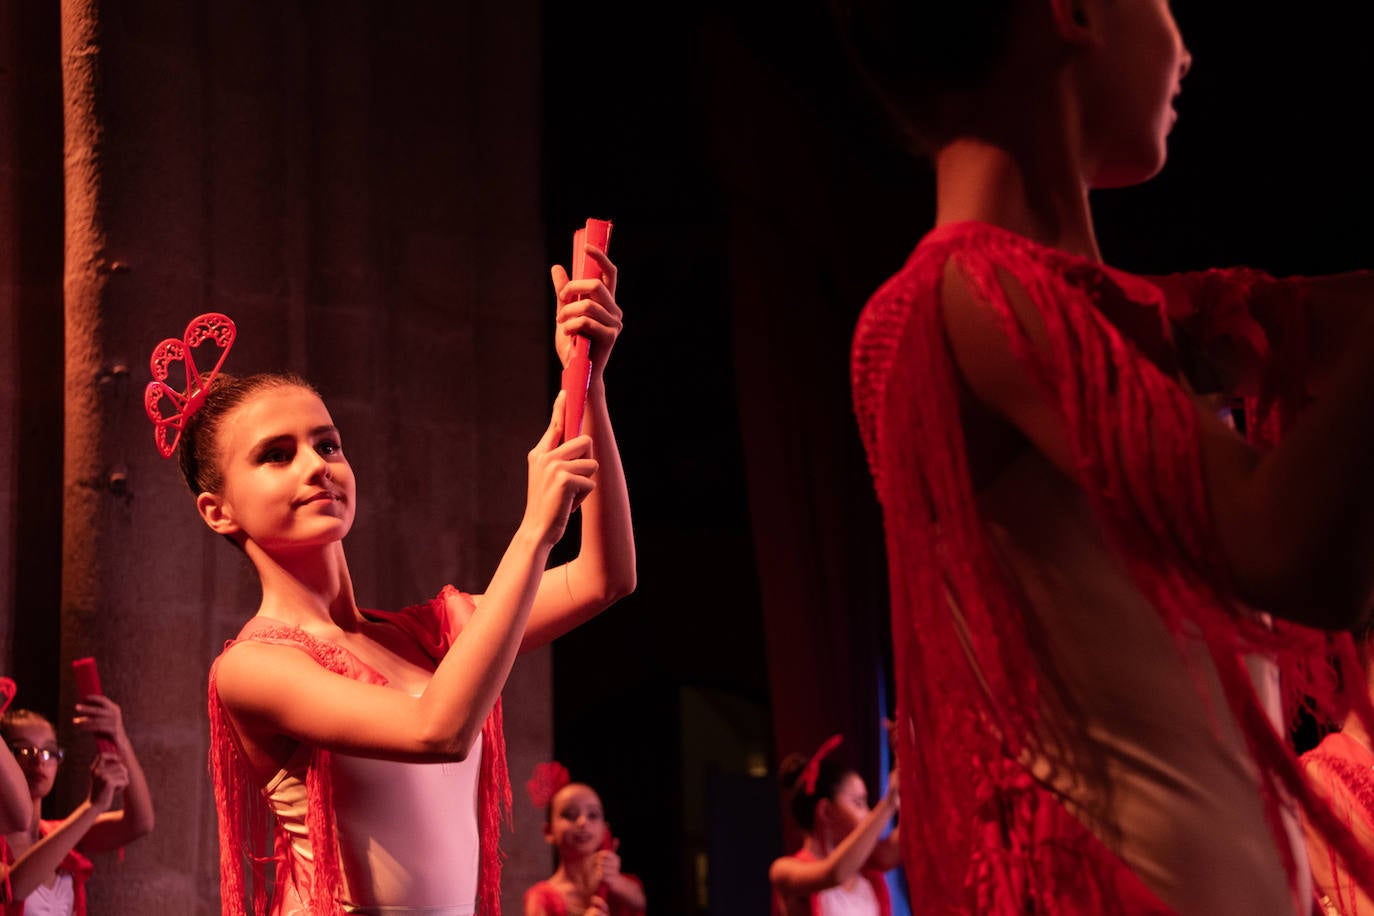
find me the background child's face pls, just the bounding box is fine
[6,719,60,800]
[547,783,608,855]
[823,772,871,838]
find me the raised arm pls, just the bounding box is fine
[70,695,155,852]
[216,394,596,761]
[864,824,902,873]
[2,753,127,901]
[518,243,636,651]
[943,261,1374,628]
[769,770,900,897]
[0,744,28,836]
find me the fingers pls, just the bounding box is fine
[539,391,568,451]
[536,394,597,458]
[557,297,622,349]
[557,278,620,316]
[525,392,600,543]
[531,396,598,465]
[562,465,598,512]
[555,249,620,313]
[588,896,610,916]
[91,752,129,786]
[74,696,117,719]
[73,700,121,741]
[582,244,617,294]
[89,753,128,809]
[552,245,617,298]
[598,851,621,881]
[550,263,570,296]
[74,695,118,722]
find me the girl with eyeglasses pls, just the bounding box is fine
[0,700,154,915]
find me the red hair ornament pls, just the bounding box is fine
[527,760,572,809]
[144,312,237,458]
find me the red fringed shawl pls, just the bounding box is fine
[849,220,1374,913]
[208,585,512,915]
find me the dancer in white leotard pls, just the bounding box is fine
[146,240,634,914]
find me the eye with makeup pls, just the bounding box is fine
[255,441,295,465]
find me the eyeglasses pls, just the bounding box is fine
[8,744,63,764]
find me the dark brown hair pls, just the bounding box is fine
[778,749,855,832]
[829,0,1019,155]
[176,372,318,495]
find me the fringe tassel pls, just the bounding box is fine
[478,697,511,915]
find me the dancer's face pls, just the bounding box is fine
[6,719,60,800]
[1082,0,1191,188]
[546,783,608,856]
[821,772,871,838]
[199,386,356,551]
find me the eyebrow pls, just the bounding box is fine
[248,425,340,455]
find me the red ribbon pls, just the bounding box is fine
[800,733,844,795]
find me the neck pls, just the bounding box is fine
[554,853,601,893]
[930,40,1105,264]
[245,539,360,629]
[803,830,835,859]
[934,137,1099,261]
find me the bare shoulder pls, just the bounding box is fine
[938,258,1075,476]
[768,852,800,883]
[214,639,319,709]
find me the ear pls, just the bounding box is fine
[1048,0,1095,44]
[815,797,834,825]
[543,821,556,846]
[196,490,241,536]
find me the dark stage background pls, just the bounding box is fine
[2,3,1373,913]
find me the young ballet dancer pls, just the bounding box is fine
[768,735,901,916]
[144,243,633,914]
[522,761,646,916]
[838,1,1374,913]
[0,697,155,915]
